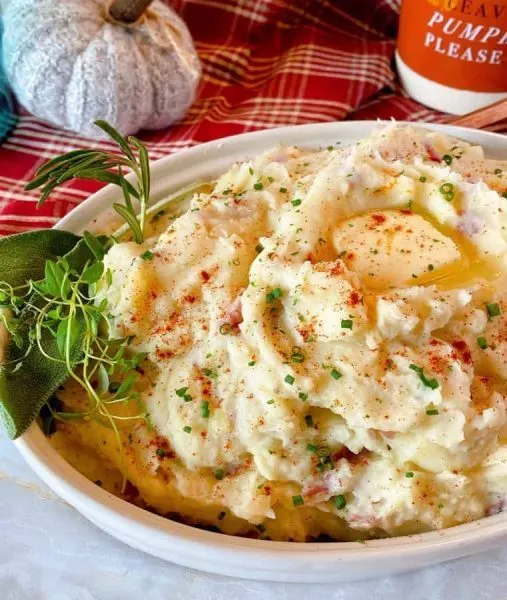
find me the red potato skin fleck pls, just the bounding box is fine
[332,447,369,466]
[223,295,243,327]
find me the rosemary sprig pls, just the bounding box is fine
[25,120,150,244]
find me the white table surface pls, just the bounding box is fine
[2,430,507,600]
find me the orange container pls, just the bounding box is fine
[396,0,507,114]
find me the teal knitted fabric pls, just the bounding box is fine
[0,19,17,143]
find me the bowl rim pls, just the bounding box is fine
[14,119,507,565]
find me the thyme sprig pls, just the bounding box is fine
[25,121,151,244]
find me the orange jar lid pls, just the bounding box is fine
[398,0,507,93]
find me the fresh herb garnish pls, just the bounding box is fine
[330,368,342,380]
[477,336,488,349]
[292,495,304,506]
[0,232,148,467]
[486,302,501,318]
[290,346,305,363]
[201,400,210,418]
[284,374,295,385]
[409,364,439,389]
[341,319,353,329]
[214,468,225,480]
[266,288,283,303]
[25,120,151,244]
[439,182,455,202]
[219,323,233,335]
[334,494,347,509]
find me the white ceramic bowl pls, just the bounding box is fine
[14,121,507,583]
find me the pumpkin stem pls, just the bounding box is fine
[108,0,155,24]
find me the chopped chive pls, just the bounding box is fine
[267,399,275,405]
[409,364,439,389]
[255,243,264,253]
[201,400,210,418]
[428,264,434,271]
[327,145,334,151]
[266,287,283,303]
[426,408,439,416]
[291,198,302,207]
[249,167,254,175]
[307,443,318,453]
[419,176,427,183]
[477,336,488,349]
[334,494,347,509]
[183,426,192,433]
[439,182,455,201]
[284,374,295,385]
[279,187,287,193]
[290,346,305,363]
[341,319,353,329]
[304,414,314,427]
[253,182,264,190]
[214,469,225,480]
[442,154,453,165]
[487,302,501,317]
[330,368,342,380]
[175,387,188,397]
[298,392,308,401]
[405,471,414,478]
[202,368,218,379]
[140,250,154,261]
[292,495,304,507]
[219,323,232,335]
[248,360,256,366]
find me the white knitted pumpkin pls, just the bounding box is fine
[2,0,201,138]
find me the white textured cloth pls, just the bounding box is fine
[1,430,507,599]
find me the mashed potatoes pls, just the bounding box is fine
[52,124,507,542]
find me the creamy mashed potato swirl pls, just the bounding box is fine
[53,125,507,542]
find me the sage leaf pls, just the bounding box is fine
[0,229,80,288]
[0,298,84,439]
[0,230,107,439]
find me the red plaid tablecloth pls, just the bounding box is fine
[0,0,501,235]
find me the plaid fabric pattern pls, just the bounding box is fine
[0,0,502,235]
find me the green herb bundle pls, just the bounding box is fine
[0,121,153,440]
